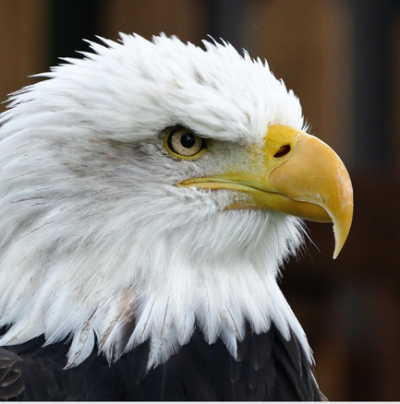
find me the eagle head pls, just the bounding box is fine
[0,34,353,370]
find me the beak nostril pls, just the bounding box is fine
[274,144,291,158]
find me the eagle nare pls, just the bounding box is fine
[0,33,353,400]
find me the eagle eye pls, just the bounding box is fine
[164,128,207,159]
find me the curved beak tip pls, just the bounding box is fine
[332,202,353,259]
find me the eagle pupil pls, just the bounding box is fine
[181,133,196,148]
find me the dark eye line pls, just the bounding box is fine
[167,130,175,151]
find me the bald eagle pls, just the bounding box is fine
[0,34,352,401]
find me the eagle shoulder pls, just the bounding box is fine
[0,347,24,399]
[1,323,325,401]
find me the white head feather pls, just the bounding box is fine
[0,33,310,369]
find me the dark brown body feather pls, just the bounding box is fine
[0,323,324,401]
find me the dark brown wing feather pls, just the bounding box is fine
[0,348,24,399]
[0,322,325,401]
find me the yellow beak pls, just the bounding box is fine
[180,125,353,258]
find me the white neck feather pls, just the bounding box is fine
[0,184,310,369]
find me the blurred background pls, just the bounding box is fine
[0,0,399,400]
